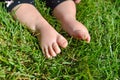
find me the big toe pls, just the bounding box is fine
[57,35,68,48]
[75,30,91,42]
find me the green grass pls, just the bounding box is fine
[0,0,120,79]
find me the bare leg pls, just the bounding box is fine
[12,4,68,58]
[74,0,81,4]
[53,0,91,43]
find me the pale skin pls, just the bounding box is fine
[12,0,90,58]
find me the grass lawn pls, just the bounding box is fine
[0,0,120,79]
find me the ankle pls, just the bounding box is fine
[35,21,53,33]
[61,18,77,26]
[61,16,76,24]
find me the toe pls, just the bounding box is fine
[75,30,90,42]
[52,43,61,54]
[43,47,52,58]
[57,35,68,48]
[86,34,91,43]
[48,46,57,57]
[74,30,83,39]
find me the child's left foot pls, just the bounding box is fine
[53,0,90,43]
[61,19,91,43]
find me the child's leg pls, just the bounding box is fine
[53,0,90,43]
[74,0,81,4]
[12,4,68,58]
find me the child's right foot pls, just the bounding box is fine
[12,4,68,58]
[36,24,68,58]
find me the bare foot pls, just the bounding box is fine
[61,19,91,43]
[53,0,90,43]
[36,24,68,58]
[12,4,68,58]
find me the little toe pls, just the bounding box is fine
[57,35,68,48]
[43,47,52,58]
[52,43,61,54]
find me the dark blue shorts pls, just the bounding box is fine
[3,0,66,12]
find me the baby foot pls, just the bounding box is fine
[11,3,68,58]
[61,20,90,43]
[37,25,68,58]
